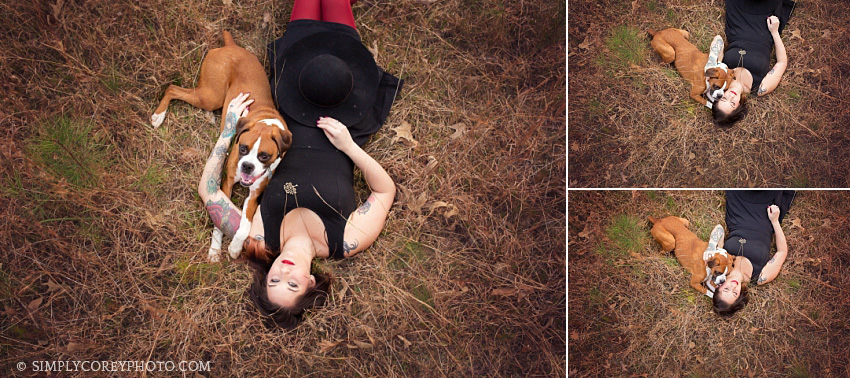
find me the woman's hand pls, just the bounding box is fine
[316,116,355,153]
[223,92,253,137]
[767,204,780,223]
[767,15,780,35]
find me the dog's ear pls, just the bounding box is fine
[707,259,717,268]
[705,67,720,79]
[232,118,252,144]
[271,128,293,157]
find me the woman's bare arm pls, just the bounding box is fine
[757,205,788,285]
[758,16,788,96]
[197,93,253,238]
[316,117,395,257]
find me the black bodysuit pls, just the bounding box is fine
[260,20,403,258]
[724,190,794,280]
[722,0,795,90]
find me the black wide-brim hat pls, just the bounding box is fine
[277,32,380,126]
[735,190,783,203]
[736,0,782,15]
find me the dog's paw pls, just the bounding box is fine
[151,112,166,128]
[228,239,243,259]
[208,247,221,263]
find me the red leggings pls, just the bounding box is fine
[290,0,356,29]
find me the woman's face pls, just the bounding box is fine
[716,278,741,304]
[266,252,316,308]
[715,88,741,114]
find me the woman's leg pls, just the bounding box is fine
[291,0,322,22]
[321,0,356,28]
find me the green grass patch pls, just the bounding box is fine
[132,162,168,198]
[789,171,811,188]
[173,259,221,286]
[389,240,429,270]
[787,359,811,378]
[606,214,647,254]
[101,66,124,93]
[409,282,434,312]
[588,286,605,306]
[605,25,646,69]
[26,116,110,188]
[786,88,801,101]
[662,256,678,267]
[787,277,801,291]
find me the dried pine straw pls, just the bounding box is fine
[569,0,850,187]
[569,191,850,376]
[0,0,565,376]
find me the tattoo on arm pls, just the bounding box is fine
[223,111,238,138]
[343,239,359,255]
[758,86,766,95]
[768,67,776,75]
[254,235,264,241]
[768,256,776,264]
[757,275,766,284]
[205,198,241,238]
[204,144,229,195]
[356,195,375,215]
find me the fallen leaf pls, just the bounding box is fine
[443,205,458,219]
[491,288,518,297]
[66,342,85,353]
[578,37,591,50]
[352,340,373,349]
[688,152,695,160]
[424,155,438,172]
[578,225,591,238]
[822,218,831,228]
[51,0,64,20]
[408,192,428,214]
[821,29,831,39]
[45,279,64,293]
[397,335,412,349]
[571,141,580,152]
[631,0,639,12]
[696,355,704,364]
[27,297,43,312]
[391,121,418,147]
[571,330,580,340]
[222,0,232,5]
[449,123,467,139]
[790,217,805,232]
[790,28,804,42]
[750,138,759,144]
[688,341,695,349]
[318,339,344,353]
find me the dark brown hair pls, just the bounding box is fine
[712,284,749,317]
[711,95,748,127]
[241,237,332,329]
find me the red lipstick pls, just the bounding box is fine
[282,259,295,266]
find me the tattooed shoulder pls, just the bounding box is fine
[343,239,359,256]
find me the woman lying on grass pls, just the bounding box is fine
[708,0,794,127]
[199,92,396,328]
[196,0,403,329]
[712,190,794,316]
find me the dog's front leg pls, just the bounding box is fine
[208,227,224,262]
[228,193,255,259]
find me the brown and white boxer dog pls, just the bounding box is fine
[648,216,733,296]
[648,28,735,106]
[152,30,292,261]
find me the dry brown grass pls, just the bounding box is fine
[0,0,565,376]
[568,0,850,187]
[568,190,850,376]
